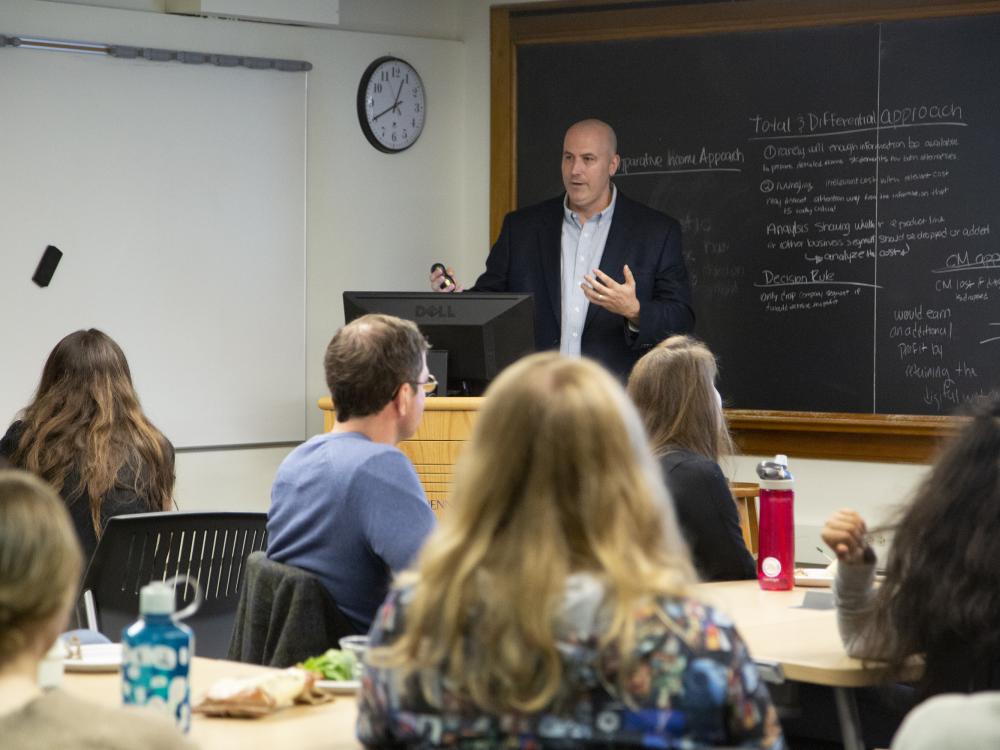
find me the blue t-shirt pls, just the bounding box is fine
[267,431,436,631]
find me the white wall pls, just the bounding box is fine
[2,0,466,512]
[729,455,928,563]
[5,1,932,555]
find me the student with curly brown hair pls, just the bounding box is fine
[1,329,175,561]
[823,397,1000,701]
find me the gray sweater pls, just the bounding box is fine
[0,689,196,750]
[830,557,886,659]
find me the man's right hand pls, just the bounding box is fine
[821,508,872,565]
[430,266,462,293]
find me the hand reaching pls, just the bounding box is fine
[821,509,872,565]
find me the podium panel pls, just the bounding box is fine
[318,397,481,515]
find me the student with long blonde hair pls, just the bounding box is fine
[0,470,193,749]
[358,353,783,749]
[628,335,755,581]
[1,329,174,560]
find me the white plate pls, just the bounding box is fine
[315,679,360,694]
[794,568,833,588]
[63,643,122,672]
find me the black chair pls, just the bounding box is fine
[77,511,267,658]
[228,551,360,668]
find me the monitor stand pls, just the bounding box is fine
[427,349,448,397]
[447,380,488,397]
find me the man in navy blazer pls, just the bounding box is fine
[433,119,694,379]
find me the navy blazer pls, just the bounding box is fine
[471,191,695,378]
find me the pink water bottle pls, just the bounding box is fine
[756,454,795,590]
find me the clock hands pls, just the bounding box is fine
[391,79,405,114]
[360,57,423,152]
[372,79,407,122]
[372,102,397,121]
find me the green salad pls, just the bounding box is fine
[299,648,357,680]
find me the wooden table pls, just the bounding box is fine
[62,657,362,750]
[62,588,900,750]
[694,580,915,750]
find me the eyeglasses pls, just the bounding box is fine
[411,373,438,394]
[394,373,438,399]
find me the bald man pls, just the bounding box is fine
[433,119,693,379]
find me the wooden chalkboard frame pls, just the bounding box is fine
[490,0,1000,463]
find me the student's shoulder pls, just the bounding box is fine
[643,593,743,652]
[0,419,26,456]
[9,690,196,750]
[310,434,414,477]
[280,434,412,484]
[290,431,388,460]
[660,448,719,477]
[348,436,408,464]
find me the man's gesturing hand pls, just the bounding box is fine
[582,265,640,325]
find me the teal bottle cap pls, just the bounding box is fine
[139,582,175,616]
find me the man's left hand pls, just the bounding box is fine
[582,265,640,325]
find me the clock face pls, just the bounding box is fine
[357,57,426,153]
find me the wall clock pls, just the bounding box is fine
[357,56,426,153]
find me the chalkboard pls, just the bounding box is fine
[517,14,1000,416]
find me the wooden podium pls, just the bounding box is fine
[318,396,481,515]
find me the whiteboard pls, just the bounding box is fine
[0,49,306,447]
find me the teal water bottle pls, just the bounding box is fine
[121,578,201,732]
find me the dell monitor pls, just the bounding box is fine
[343,292,535,395]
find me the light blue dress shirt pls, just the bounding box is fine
[560,185,617,357]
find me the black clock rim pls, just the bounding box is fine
[357,55,423,154]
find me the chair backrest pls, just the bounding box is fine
[729,482,760,555]
[77,511,267,658]
[228,551,360,668]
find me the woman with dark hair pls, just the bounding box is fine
[823,397,1000,701]
[1,329,174,561]
[627,335,755,581]
[358,353,784,749]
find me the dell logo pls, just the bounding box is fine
[415,304,456,319]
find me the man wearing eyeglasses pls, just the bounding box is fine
[267,314,437,633]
